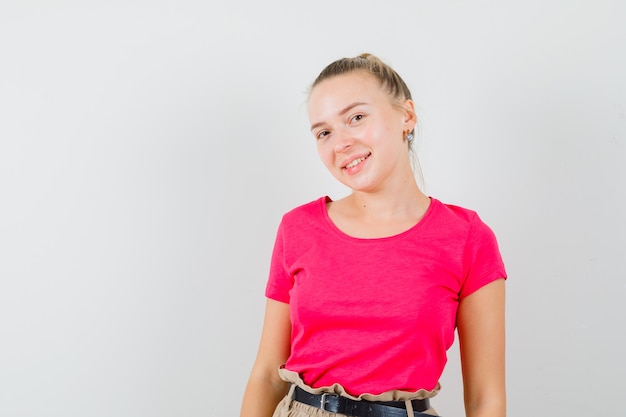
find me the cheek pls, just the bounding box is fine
[317,144,334,167]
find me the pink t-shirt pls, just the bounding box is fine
[265,197,507,396]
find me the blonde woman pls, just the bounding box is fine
[241,54,507,417]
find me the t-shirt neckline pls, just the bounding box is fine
[320,196,438,242]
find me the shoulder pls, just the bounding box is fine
[282,196,327,220]
[428,198,497,240]
[429,198,480,226]
[273,197,332,256]
[278,196,328,231]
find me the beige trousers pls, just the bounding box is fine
[272,369,439,417]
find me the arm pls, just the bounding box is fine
[240,299,292,417]
[457,278,506,417]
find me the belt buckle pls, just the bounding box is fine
[320,393,329,411]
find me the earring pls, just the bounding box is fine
[406,132,414,142]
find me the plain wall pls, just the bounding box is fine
[1,1,624,416]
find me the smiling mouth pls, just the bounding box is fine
[344,153,371,169]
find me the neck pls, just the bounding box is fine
[348,177,429,219]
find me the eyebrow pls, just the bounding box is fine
[310,101,367,132]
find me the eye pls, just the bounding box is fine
[316,130,330,140]
[350,114,364,123]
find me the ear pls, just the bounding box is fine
[401,99,417,132]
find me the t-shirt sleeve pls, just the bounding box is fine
[264,219,293,303]
[459,213,507,299]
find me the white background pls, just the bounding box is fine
[1,1,624,416]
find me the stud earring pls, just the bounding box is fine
[406,132,414,142]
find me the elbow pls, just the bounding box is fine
[464,393,506,417]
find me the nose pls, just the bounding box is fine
[333,128,354,153]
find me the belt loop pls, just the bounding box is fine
[404,399,414,417]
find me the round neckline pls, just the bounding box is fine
[320,195,437,242]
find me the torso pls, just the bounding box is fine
[266,196,506,394]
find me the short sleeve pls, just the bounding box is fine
[459,213,507,299]
[264,219,293,303]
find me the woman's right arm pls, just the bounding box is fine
[240,299,292,417]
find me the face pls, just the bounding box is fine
[308,72,416,193]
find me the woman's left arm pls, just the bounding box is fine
[457,278,506,417]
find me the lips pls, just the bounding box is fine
[342,153,371,170]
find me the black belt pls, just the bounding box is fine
[292,386,432,417]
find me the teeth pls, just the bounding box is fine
[346,156,367,169]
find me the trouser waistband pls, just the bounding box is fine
[291,385,435,417]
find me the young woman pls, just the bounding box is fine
[241,54,507,417]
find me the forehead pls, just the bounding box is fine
[308,72,390,113]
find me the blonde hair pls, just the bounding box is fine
[311,53,412,102]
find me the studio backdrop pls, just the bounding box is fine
[1,1,624,416]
